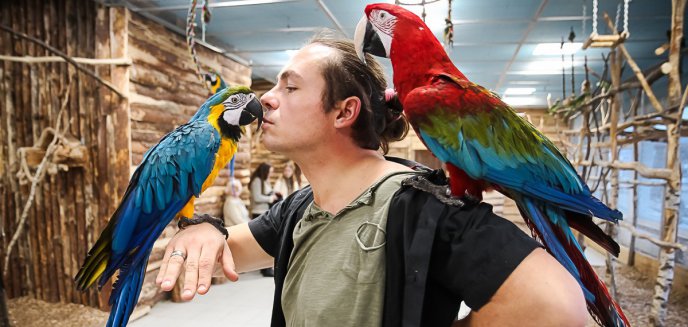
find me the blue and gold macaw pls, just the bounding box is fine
[205,71,227,95]
[74,85,262,327]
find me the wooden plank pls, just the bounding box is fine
[94,3,113,310]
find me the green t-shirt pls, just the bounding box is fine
[281,171,417,326]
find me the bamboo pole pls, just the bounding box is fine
[650,0,686,325]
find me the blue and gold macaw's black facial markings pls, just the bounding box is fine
[214,86,263,142]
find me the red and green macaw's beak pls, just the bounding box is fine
[354,15,389,63]
[240,96,263,129]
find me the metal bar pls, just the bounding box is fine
[315,0,347,37]
[132,0,303,12]
[495,0,549,91]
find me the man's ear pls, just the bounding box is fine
[333,96,361,128]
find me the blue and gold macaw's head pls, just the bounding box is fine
[192,85,263,141]
[204,72,227,95]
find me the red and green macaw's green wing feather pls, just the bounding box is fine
[405,74,621,224]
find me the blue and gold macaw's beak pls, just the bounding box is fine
[240,97,263,129]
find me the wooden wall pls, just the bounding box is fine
[0,0,119,309]
[0,0,253,314]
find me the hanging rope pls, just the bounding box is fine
[186,0,211,91]
[622,0,630,37]
[443,0,453,48]
[591,0,630,37]
[395,0,442,23]
[592,0,598,35]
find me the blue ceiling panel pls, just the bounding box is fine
[127,0,676,107]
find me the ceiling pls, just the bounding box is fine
[123,0,675,107]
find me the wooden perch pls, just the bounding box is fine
[17,128,88,169]
[578,160,672,180]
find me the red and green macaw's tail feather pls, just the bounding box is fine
[513,194,630,327]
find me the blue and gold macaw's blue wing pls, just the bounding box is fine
[74,120,220,291]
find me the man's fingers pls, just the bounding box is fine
[196,246,217,295]
[221,241,239,282]
[159,248,186,292]
[181,247,202,301]
[156,245,174,286]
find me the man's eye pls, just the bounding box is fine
[285,86,297,93]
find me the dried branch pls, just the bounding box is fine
[0,24,127,99]
[0,54,132,66]
[2,75,73,278]
[603,13,664,112]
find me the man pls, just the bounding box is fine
[156,36,587,326]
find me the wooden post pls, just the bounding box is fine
[108,6,131,202]
[628,97,640,267]
[650,0,686,326]
[605,47,622,298]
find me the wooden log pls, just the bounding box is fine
[651,1,687,325]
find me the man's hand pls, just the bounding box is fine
[156,223,239,301]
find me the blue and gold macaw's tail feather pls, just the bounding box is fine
[515,195,630,327]
[106,259,148,327]
[74,166,188,292]
[74,220,115,291]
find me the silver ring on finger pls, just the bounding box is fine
[170,249,187,261]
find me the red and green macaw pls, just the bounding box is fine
[74,85,262,327]
[355,4,629,327]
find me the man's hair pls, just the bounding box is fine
[308,34,408,154]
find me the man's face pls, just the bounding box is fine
[260,44,339,154]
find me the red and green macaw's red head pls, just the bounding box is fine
[354,3,465,99]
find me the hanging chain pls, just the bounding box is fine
[592,0,598,35]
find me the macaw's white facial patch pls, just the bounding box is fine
[222,93,255,126]
[369,9,396,56]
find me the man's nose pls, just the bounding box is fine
[260,89,278,111]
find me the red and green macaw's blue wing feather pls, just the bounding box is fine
[406,76,629,327]
[74,120,221,327]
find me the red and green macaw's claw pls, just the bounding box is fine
[355,3,629,327]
